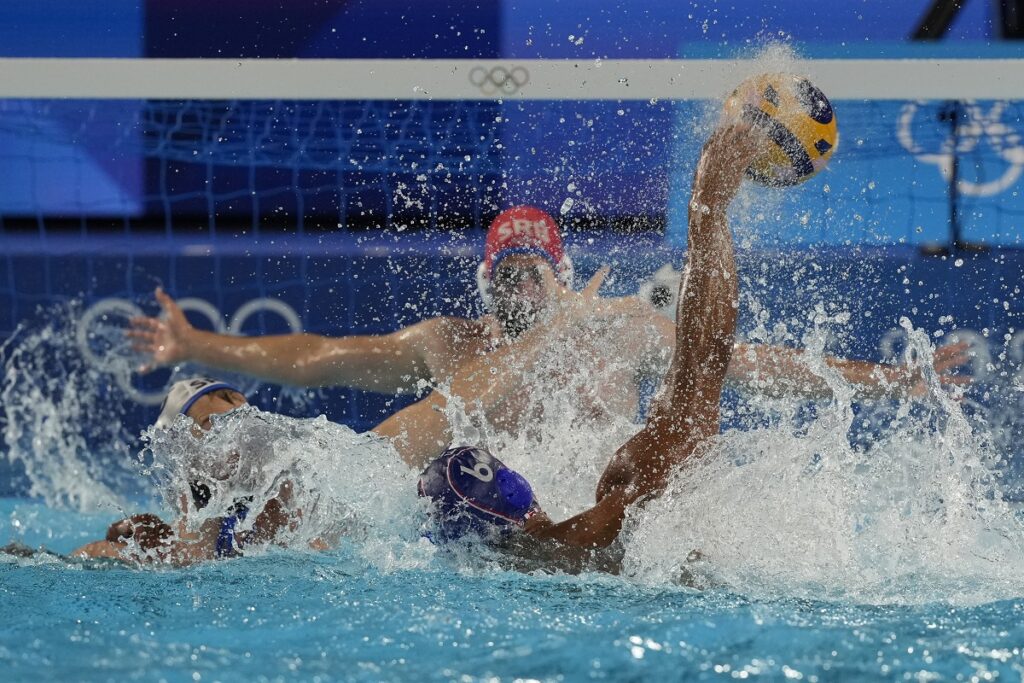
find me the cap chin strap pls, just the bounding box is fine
[476,255,575,310]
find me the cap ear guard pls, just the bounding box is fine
[477,255,575,309]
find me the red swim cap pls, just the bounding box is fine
[482,206,565,277]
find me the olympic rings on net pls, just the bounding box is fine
[468,65,530,96]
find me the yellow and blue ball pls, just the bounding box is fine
[724,73,838,187]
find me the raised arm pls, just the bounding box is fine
[529,124,758,548]
[128,288,449,393]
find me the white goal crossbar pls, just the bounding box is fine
[0,58,1021,100]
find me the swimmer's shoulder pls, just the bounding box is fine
[403,316,492,365]
[412,315,489,341]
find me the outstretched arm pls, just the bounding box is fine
[529,124,757,548]
[727,341,971,399]
[128,288,445,393]
[638,308,971,400]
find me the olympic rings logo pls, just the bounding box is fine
[897,101,1024,198]
[468,65,530,96]
[76,296,303,406]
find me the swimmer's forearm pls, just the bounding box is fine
[595,128,749,509]
[655,205,739,413]
[527,487,634,548]
[182,329,428,392]
[181,328,329,385]
[730,344,912,400]
[824,356,913,398]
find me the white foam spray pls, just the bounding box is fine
[0,303,142,511]
[144,406,430,569]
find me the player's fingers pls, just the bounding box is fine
[937,340,969,354]
[155,287,181,316]
[722,119,755,143]
[933,344,972,372]
[129,337,157,352]
[128,316,160,331]
[125,328,158,341]
[935,340,970,359]
[129,341,156,355]
[581,266,610,299]
[932,357,957,374]
[934,357,970,375]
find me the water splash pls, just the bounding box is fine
[144,406,429,568]
[4,294,1024,605]
[619,318,1024,605]
[429,304,666,518]
[0,303,143,511]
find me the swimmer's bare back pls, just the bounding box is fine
[524,123,759,549]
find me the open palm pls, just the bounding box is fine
[126,287,194,372]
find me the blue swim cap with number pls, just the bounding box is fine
[418,446,539,540]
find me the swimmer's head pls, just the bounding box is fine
[477,206,574,337]
[156,377,248,512]
[155,377,247,432]
[418,445,540,541]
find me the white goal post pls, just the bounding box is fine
[0,58,1021,100]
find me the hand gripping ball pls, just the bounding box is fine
[723,73,838,187]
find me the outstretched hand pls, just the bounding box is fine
[127,287,195,373]
[543,266,656,341]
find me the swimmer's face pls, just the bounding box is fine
[186,389,248,431]
[490,254,559,338]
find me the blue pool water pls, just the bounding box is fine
[3,498,1024,682]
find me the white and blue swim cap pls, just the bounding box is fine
[155,377,242,429]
